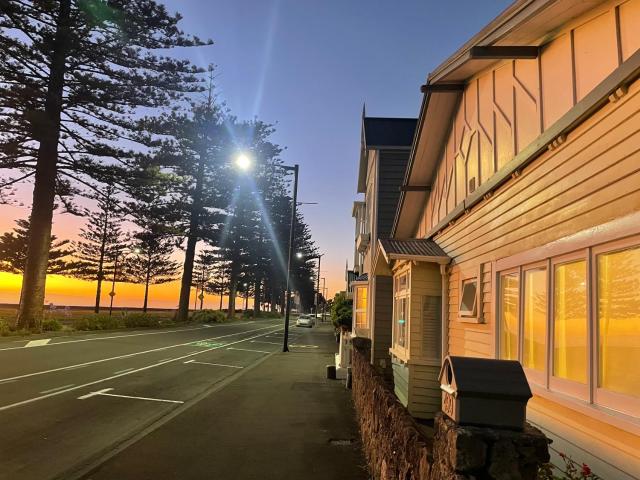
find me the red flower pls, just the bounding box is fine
[581,464,592,476]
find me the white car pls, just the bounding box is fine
[295,314,314,328]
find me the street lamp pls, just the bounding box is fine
[234,153,299,352]
[243,282,249,310]
[108,247,140,316]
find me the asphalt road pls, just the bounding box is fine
[0,318,308,480]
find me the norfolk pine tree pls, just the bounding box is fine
[0,0,210,329]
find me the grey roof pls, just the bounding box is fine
[354,273,368,282]
[379,238,448,259]
[363,117,417,148]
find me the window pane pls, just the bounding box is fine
[598,246,640,398]
[500,273,520,360]
[523,268,547,371]
[356,312,367,328]
[553,260,587,383]
[460,279,477,316]
[395,297,407,348]
[356,287,367,311]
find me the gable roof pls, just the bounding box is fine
[392,0,610,237]
[357,115,417,193]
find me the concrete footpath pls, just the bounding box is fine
[82,323,369,480]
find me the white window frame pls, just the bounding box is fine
[354,285,368,330]
[392,269,410,355]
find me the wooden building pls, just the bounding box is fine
[385,0,640,477]
[350,113,416,379]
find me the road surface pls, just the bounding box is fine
[0,319,305,480]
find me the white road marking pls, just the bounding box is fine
[0,324,279,383]
[289,344,319,349]
[227,347,270,354]
[25,339,51,347]
[184,360,244,369]
[40,384,75,394]
[0,327,282,412]
[157,358,173,363]
[250,340,281,345]
[0,379,17,385]
[78,388,114,400]
[114,368,134,375]
[0,322,259,352]
[79,389,184,405]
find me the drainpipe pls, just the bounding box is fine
[440,263,450,362]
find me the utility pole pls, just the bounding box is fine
[282,164,298,353]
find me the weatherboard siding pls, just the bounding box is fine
[435,71,640,480]
[377,150,411,239]
[371,275,393,378]
[415,0,640,238]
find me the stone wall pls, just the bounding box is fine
[351,340,550,480]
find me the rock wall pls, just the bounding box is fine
[351,341,550,480]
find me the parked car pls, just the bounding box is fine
[295,314,314,328]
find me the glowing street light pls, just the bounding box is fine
[234,152,252,171]
[296,252,303,259]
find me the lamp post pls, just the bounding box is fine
[243,282,249,310]
[321,277,327,323]
[234,153,299,352]
[108,247,140,317]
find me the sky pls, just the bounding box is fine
[0,0,511,309]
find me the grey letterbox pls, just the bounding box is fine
[438,355,532,430]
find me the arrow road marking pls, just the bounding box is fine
[78,388,183,404]
[184,360,243,369]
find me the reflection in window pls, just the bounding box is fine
[395,297,407,348]
[598,247,640,398]
[355,286,367,329]
[523,268,547,371]
[553,260,587,383]
[499,272,519,361]
[459,279,478,317]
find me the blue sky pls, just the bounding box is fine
[161,0,512,294]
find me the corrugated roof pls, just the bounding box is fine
[354,273,368,282]
[379,238,448,259]
[363,117,417,148]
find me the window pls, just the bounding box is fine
[496,237,640,417]
[393,272,410,350]
[553,260,587,384]
[522,267,547,372]
[354,286,368,329]
[499,272,520,361]
[459,279,478,317]
[596,246,640,399]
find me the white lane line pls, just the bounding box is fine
[78,388,114,400]
[0,379,17,385]
[227,347,270,354]
[0,321,259,352]
[79,389,183,405]
[114,368,134,375]
[40,384,75,394]
[156,358,173,363]
[184,360,244,369]
[250,340,281,345]
[0,327,282,412]
[25,339,51,347]
[0,324,279,383]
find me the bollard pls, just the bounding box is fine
[345,367,352,389]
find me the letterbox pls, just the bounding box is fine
[438,355,532,430]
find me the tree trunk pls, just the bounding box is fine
[16,0,71,330]
[143,265,151,313]
[94,210,110,314]
[218,279,224,310]
[253,279,261,315]
[176,157,206,322]
[227,271,237,320]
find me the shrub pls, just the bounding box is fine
[123,313,163,328]
[257,311,281,319]
[190,309,227,324]
[42,319,63,332]
[331,292,352,330]
[0,320,10,336]
[242,310,254,319]
[73,314,124,331]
